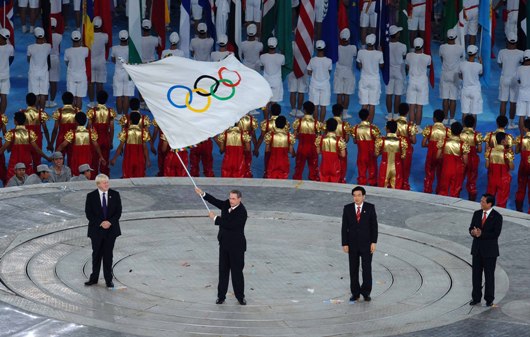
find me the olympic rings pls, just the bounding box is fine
[167,85,192,109]
[185,88,211,113]
[210,79,235,101]
[194,75,220,97]
[218,67,241,87]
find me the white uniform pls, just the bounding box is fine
[334,44,357,95]
[19,0,39,9]
[308,56,332,106]
[49,33,63,82]
[516,65,530,117]
[459,60,483,114]
[288,71,308,93]
[463,0,479,35]
[27,43,52,95]
[91,32,108,83]
[0,44,14,94]
[211,51,231,62]
[190,37,214,61]
[161,48,185,58]
[245,0,262,22]
[386,41,407,95]
[497,48,524,103]
[111,45,135,97]
[241,40,263,71]
[406,52,431,105]
[64,46,89,97]
[216,0,230,39]
[141,35,160,63]
[50,0,62,13]
[408,0,426,31]
[439,43,464,100]
[191,0,203,20]
[505,0,519,37]
[260,53,285,102]
[360,1,377,28]
[357,48,384,105]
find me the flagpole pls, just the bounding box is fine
[174,150,211,212]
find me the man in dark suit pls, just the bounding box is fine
[195,187,248,305]
[84,174,122,288]
[341,186,378,302]
[469,193,503,307]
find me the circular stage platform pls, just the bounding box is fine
[0,178,529,337]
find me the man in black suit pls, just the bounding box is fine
[195,187,248,305]
[469,193,503,307]
[84,174,122,288]
[341,186,378,302]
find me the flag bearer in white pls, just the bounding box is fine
[405,37,431,132]
[27,27,52,111]
[516,50,530,134]
[64,30,89,108]
[408,0,426,47]
[439,28,464,124]
[357,34,384,123]
[459,45,483,126]
[47,18,63,109]
[308,40,332,123]
[141,19,161,63]
[385,25,407,121]
[190,23,214,62]
[334,28,357,120]
[211,35,232,62]
[245,0,262,37]
[162,32,185,58]
[463,0,479,46]
[241,24,263,72]
[260,37,285,119]
[0,29,14,119]
[88,16,109,108]
[111,30,135,115]
[360,0,377,46]
[287,40,307,118]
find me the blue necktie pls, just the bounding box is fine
[102,192,108,219]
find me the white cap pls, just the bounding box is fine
[524,49,530,60]
[142,19,152,29]
[268,37,278,48]
[366,34,376,45]
[389,25,402,36]
[34,27,45,38]
[169,32,180,44]
[340,28,350,40]
[315,40,326,50]
[93,16,102,28]
[197,22,207,33]
[0,28,9,39]
[414,37,424,49]
[507,32,518,43]
[71,30,81,41]
[467,44,478,55]
[50,17,57,27]
[119,30,129,40]
[447,28,457,40]
[247,23,257,36]
[218,34,228,46]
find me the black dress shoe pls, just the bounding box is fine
[349,295,360,302]
[237,298,247,305]
[84,280,97,286]
[216,298,225,304]
[363,295,371,302]
[106,282,114,288]
[469,300,480,305]
[486,301,493,307]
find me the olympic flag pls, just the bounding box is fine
[122,55,272,149]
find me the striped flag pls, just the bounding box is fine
[479,0,492,87]
[0,0,14,46]
[179,0,191,58]
[261,0,277,44]
[293,0,315,78]
[376,0,389,85]
[128,0,142,64]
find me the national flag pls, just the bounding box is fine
[82,0,94,48]
[277,0,293,78]
[128,0,142,64]
[442,0,461,42]
[321,0,338,62]
[151,0,166,58]
[199,0,216,43]
[398,0,409,49]
[478,0,492,87]
[338,0,348,31]
[261,0,277,44]
[94,0,113,58]
[375,0,389,85]
[424,0,434,87]
[122,55,272,149]
[293,0,315,78]
[517,0,529,50]
[40,0,51,45]
[179,0,191,58]
[0,0,14,46]
[348,0,360,46]
[226,0,242,58]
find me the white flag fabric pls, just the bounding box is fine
[122,54,272,149]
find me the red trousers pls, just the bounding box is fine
[378,153,403,189]
[464,147,479,200]
[221,145,245,178]
[7,144,33,179]
[70,144,92,176]
[26,125,42,172]
[515,151,530,213]
[266,147,289,179]
[190,139,214,177]
[157,139,168,176]
[339,150,348,183]
[293,134,319,181]
[402,145,413,190]
[0,152,5,186]
[487,163,511,208]
[356,140,377,185]
[424,142,442,193]
[164,151,188,177]
[437,154,465,197]
[91,124,111,176]
[122,143,146,178]
[320,151,341,182]
[243,150,253,178]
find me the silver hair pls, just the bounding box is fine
[95,174,109,185]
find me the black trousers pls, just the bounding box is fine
[472,254,497,303]
[348,248,373,298]
[218,245,245,301]
[89,233,116,284]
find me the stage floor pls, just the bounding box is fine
[0,178,529,336]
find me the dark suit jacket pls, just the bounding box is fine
[204,193,247,252]
[85,189,122,239]
[341,202,378,252]
[469,208,502,258]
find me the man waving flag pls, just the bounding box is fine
[122,55,272,149]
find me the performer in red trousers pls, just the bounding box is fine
[50,92,79,165]
[110,112,151,178]
[316,118,346,182]
[22,93,51,171]
[436,122,470,197]
[395,103,417,190]
[57,112,104,177]
[483,115,514,151]
[293,101,321,181]
[238,113,258,178]
[375,120,407,189]
[515,118,530,213]
[190,138,215,177]
[151,119,168,177]
[331,104,351,183]
[118,98,152,133]
[485,132,515,208]
[87,90,116,177]
[159,133,189,177]
[350,109,380,185]
[461,114,483,201]
[265,116,296,179]
[216,124,251,178]
[422,109,450,193]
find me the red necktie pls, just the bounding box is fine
[481,211,487,227]
[356,206,361,222]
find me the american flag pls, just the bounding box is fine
[293,0,315,78]
[0,0,14,46]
